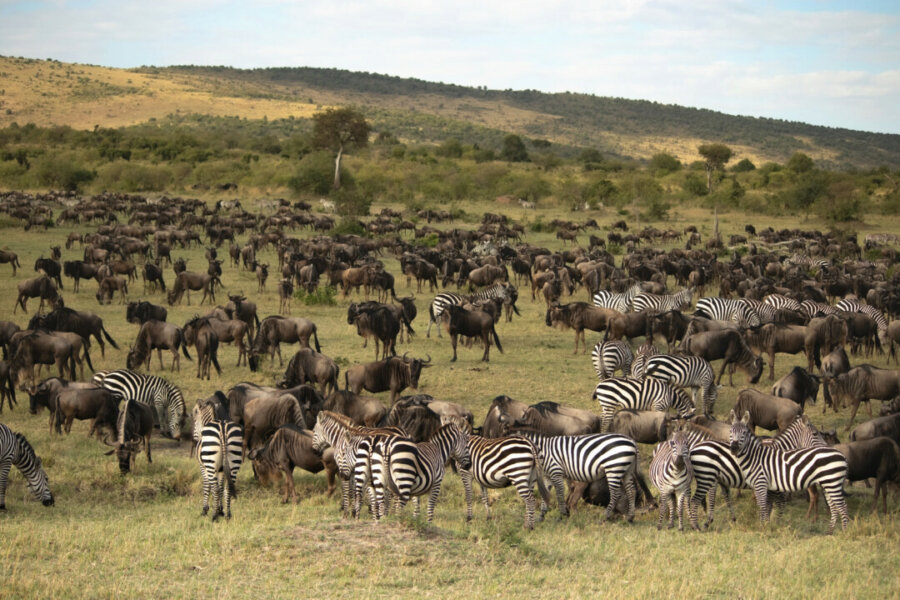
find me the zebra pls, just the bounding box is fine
[728,409,849,533]
[591,340,634,380]
[631,287,694,314]
[650,427,698,531]
[630,342,659,379]
[785,254,830,271]
[426,282,513,338]
[380,423,471,522]
[739,298,779,325]
[800,300,839,319]
[457,434,551,530]
[644,354,718,416]
[763,293,803,313]
[591,283,641,312]
[593,377,695,433]
[98,369,186,440]
[0,423,54,511]
[509,429,637,522]
[836,297,888,342]
[694,297,761,328]
[191,392,229,458]
[197,420,243,521]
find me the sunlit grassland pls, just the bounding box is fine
[0,202,899,599]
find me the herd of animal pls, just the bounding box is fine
[1,190,899,533]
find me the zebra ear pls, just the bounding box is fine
[728,409,737,424]
[741,411,751,425]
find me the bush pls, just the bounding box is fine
[683,173,708,196]
[294,285,337,306]
[289,150,334,195]
[413,233,439,248]
[333,187,372,217]
[329,217,367,236]
[95,162,170,192]
[650,152,681,175]
[34,155,95,191]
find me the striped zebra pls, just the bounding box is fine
[644,354,718,416]
[630,343,659,379]
[0,423,54,511]
[426,282,513,338]
[458,434,551,530]
[593,377,695,432]
[650,427,698,531]
[739,298,779,325]
[694,297,761,328]
[728,410,849,533]
[592,284,641,312]
[197,420,243,521]
[763,294,803,313]
[510,429,638,522]
[836,297,889,341]
[98,369,186,440]
[591,340,634,379]
[800,300,839,319]
[380,423,471,522]
[785,254,830,271]
[631,287,694,314]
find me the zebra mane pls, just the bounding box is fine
[318,410,354,428]
[14,432,36,459]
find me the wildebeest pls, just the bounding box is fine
[223,294,260,339]
[186,315,249,367]
[441,304,503,363]
[63,260,100,292]
[467,264,509,290]
[53,386,119,437]
[225,382,322,433]
[502,401,604,436]
[480,395,528,438]
[344,354,432,404]
[546,302,618,354]
[242,393,308,455]
[771,366,820,412]
[278,348,340,396]
[28,306,119,358]
[0,360,15,412]
[681,329,764,386]
[248,424,338,503]
[322,390,388,427]
[126,320,191,372]
[348,302,402,360]
[805,315,848,370]
[821,436,900,515]
[849,413,900,444]
[27,377,94,431]
[34,256,63,289]
[142,262,166,293]
[126,301,168,325]
[821,345,851,410]
[607,410,670,444]
[255,262,269,293]
[96,275,129,305]
[382,396,443,442]
[829,365,900,430]
[167,271,220,306]
[103,398,153,475]
[182,317,222,380]
[0,249,21,275]
[278,278,293,314]
[732,388,802,432]
[249,315,321,369]
[9,331,77,387]
[744,323,809,381]
[14,275,59,314]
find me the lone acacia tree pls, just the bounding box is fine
[698,143,733,193]
[312,107,371,190]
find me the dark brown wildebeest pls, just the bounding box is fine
[607,409,670,444]
[50,331,93,380]
[811,436,900,516]
[255,262,269,293]
[545,302,618,354]
[732,388,802,432]
[249,315,321,369]
[184,315,248,366]
[223,294,260,339]
[28,377,95,432]
[126,301,168,325]
[0,320,20,358]
[322,390,387,427]
[395,297,418,342]
[442,304,503,362]
[28,307,119,358]
[9,331,77,387]
[829,365,900,430]
[167,271,220,306]
[772,366,820,412]
[142,262,166,293]
[126,320,191,372]
[225,382,322,430]
[248,424,338,503]
[467,264,509,290]
[53,386,119,437]
[278,278,293,314]
[805,314,848,371]
[480,395,528,438]
[344,354,432,404]
[607,311,650,345]
[348,303,401,360]
[681,329,764,386]
[14,275,59,314]
[744,323,809,381]
[96,276,129,305]
[649,310,692,352]
[242,393,308,456]
[103,398,153,475]
[821,345,851,411]
[63,260,100,292]
[888,321,900,365]
[0,249,21,275]
[278,348,340,397]
[182,317,221,380]
[34,256,63,289]
[0,360,16,412]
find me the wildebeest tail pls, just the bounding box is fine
[5,368,15,406]
[492,325,503,354]
[330,366,340,396]
[210,335,222,375]
[344,370,349,391]
[68,352,77,381]
[101,325,120,350]
[83,343,95,372]
[313,328,321,353]
[812,340,822,370]
[182,337,193,361]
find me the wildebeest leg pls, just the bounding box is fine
[845,398,863,431]
[450,334,458,362]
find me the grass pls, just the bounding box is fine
[0,201,899,598]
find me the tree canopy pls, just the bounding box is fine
[312,107,371,189]
[698,143,733,192]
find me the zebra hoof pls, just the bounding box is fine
[0,503,6,511]
[201,508,209,516]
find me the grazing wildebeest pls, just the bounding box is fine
[829,365,900,430]
[9,331,77,387]
[34,256,63,289]
[681,329,764,386]
[14,275,59,314]
[186,315,249,367]
[182,317,222,380]
[167,271,220,306]
[126,301,168,325]
[103,398,153,475]
[63,260,100,292]
[142,262,166,293]
[248,315,321,369]
[53,386,119,437]
[772,366,820,412]
[344,354,432,404]
[248,424,338,503]
[546,302,618,354]
[442,304,503,362]
[732,388,802,432]
[29,307,119,358]
[96,276,129,305]
[0,249,21,275]
[126,320,191,372]
[744,323,809,381]
[278,348,340,396]
[348,303,402,360]
[322,390,387,427]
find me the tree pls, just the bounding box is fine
[787,152,815,174]
[650,152,681,175]
[698,143,733,193]
[501,134,529,162]
[312,108,371,190]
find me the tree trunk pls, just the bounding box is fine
[706,164,713,193]
[333,144,344,190]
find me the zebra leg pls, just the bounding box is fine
[623,474,636,523]
[753,482,771,524]
[0,459,11,509]
[548,472,567,519]
[605,477,624,522]
[426,483,442,522]
[657,492,669,530]
[479,484,492,520]
[200,474,211,516]
[460,469,474,522]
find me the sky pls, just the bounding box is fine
[1,0,898,134]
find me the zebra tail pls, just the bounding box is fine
[102,326,120,349]
[492,326,503,354]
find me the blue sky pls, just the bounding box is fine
[1,0,898,134]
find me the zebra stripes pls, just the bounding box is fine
[630,343,659,379]
[197,420,244,520]
[0,423,54,510]
[650,428,697,530]
[593,377,695,432]
[763,294,802,313]
[426,282,513,338]
[644,354,718,416]
[591,340,634,380]
[694,297,761,328]
[785,254,830,271]
[836,298,888,339]
[99,369,186,440]
[591,284,641,312]
[458,434,550,530]
[800,300,839,319]
[739,298,778,325]
[631,288,693,314]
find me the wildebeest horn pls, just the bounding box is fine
[101,435,118,448]
[423,354,432,365]
[402,351,409,361]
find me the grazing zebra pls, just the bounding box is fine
[591,340,634,379]
[650,427,698,530]
[631,287,694,314]
[694,297,761,328]
[728,410,849,533]
[380,423,471,522]
[630,343,659,379]
[197,420,244,521]
[509,429,637,522]
[836,298,888,341]
[644,354,718,416]
[98,369,187,440]
[592,284,641,313]
[0,423,54,511]
[458,434,551,530]
[593,377,695,433]
[426,282,513,338]
[763,294,802,313]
